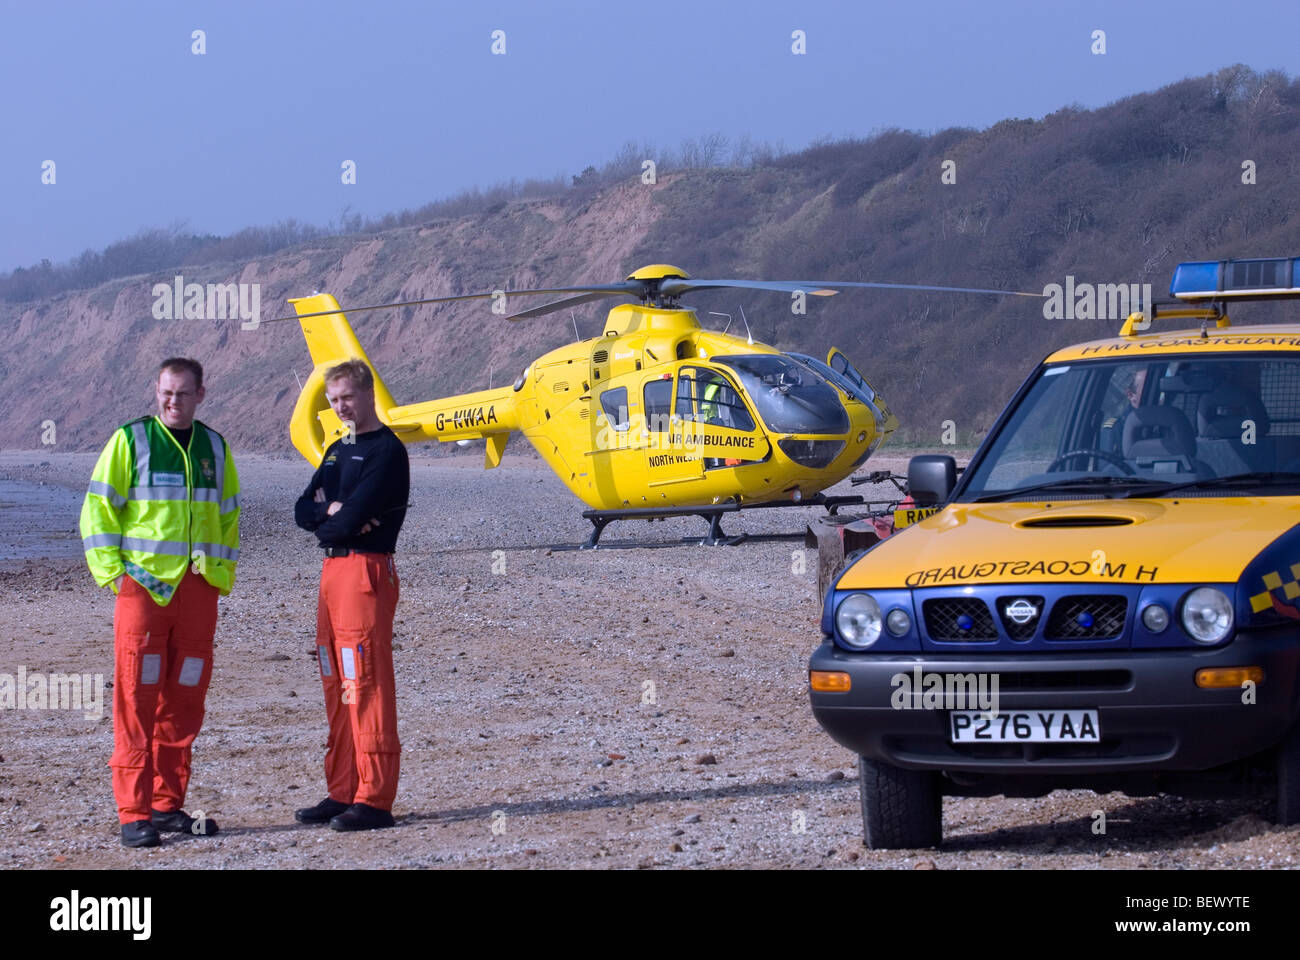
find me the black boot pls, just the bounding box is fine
[120,819,161,848]
[151,808,219,835]
[295,797,351,824]
[329,803,395,831]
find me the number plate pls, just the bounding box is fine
[949,710,1100,743]
[892,506,940,529]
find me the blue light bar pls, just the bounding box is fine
[1170,257,1300,300]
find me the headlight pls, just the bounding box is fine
[886,608,911,636]
[836,593,882,649]
[1141,603,1170,633]
[1181,587,1233,644]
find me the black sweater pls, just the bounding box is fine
[294,426,409,553]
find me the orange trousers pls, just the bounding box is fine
[111,570,218,824]
[315,553,401,810]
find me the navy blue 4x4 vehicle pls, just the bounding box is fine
[809,257,1300,848]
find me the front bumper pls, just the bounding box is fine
[809,626,1300,775]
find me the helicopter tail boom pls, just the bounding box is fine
[387,387,520,469]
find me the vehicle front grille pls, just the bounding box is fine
[923,598,998,641]
[997,595,1045,640]
[1046,595,1127,640]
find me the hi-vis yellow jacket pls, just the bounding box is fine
[79,416,240,605]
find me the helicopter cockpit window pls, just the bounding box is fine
[599,386,630,431]
[828,350,875,402]
[715,355,849,435]
[643,378,673,431]
[675,368,755,432]
[789,352,875,406]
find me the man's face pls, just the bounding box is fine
[156,368,204,429]
[1125,368,1148,408]
[325,376,375,434]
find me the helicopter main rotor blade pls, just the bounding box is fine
[262,282,644,324]
[506,291,629,321]
[502,281,837,320]
[661,278,1042,299]
[262,273,1042,325]
[808,279,1045,297]
[657,279,839,298]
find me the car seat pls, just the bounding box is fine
[1123,405,1213,477]
[1196,383,1274,476]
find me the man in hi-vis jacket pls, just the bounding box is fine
[80,357,240,848]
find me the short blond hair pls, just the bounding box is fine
[324,359,374,391]
[160,357,203,390]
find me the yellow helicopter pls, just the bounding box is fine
[278,265,1037,545]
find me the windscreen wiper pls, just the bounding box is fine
[972,475,1158,503]
[1122,471,1300,498]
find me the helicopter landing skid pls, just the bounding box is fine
[693,511,746,547]
[579,494,867,549]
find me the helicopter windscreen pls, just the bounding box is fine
[715,355,849,434]
[788,352,875,406]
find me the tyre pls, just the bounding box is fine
[859,756,942,849]
[1276,718,1300,826]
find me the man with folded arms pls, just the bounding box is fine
[294,359,409,831]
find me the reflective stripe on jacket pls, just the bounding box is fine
[79,416,240,605]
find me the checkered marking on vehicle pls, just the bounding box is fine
[1250,564,1300,613]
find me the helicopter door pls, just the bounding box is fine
[671,366,764,471]
[642,374,702,486]
[589,382,646,504]
[827,347,878,404]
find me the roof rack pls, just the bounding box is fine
[1119,301,1229,337]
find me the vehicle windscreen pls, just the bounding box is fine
[960,354,1300,501]
[714,355,849,435]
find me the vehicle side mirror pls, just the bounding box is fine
[908,455,957,506]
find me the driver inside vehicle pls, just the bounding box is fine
[1100,367,1147,455]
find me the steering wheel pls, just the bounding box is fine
[1046,448,1136,475]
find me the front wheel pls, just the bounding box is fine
[859,757,941,849]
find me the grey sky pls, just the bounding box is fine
[3,0,1298,273]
